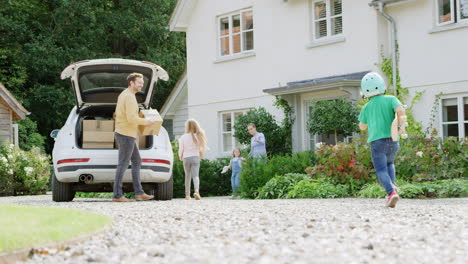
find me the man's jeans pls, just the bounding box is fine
[370,138,399,195]
[113,132,144,199]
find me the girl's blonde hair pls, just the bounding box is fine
[185,119,207,155]
[232,147,241,158]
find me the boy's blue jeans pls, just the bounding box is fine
[370,138,399,195]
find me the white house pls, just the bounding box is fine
[163,0,468,159]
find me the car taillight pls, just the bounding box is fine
[142,159,171,165]
[57,158,90,165]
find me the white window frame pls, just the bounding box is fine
[435,0,455,26]
[310,0,343,42]
[457,0,468,22]
[435,0,468,26]
[219,109,250,154]
[439,94,468,139]
[217,8,254,58]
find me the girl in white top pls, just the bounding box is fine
[178,119,207,200]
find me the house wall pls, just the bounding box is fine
[0,101,12,144]
[386,1,468,133]
[178,0,468,158]
[173,86,189,138]
[184,0,386,158]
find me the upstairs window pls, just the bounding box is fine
[436,0,468,26]
[218,9,254,57]
[311,0,343,40]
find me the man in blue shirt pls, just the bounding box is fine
[247,123,267,158]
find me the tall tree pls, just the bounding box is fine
[0,0,186,153]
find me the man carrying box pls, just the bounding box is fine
[113,73,156,202]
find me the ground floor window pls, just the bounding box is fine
[440,94,468,138]
[220,110,249,153]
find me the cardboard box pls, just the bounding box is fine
[83,120,114,131]
[138,109,163,136]
[83,142,114,149]
[114,133,147,149]
[82,120,115,149]
[136,134,147,148]
[83,131,115,143]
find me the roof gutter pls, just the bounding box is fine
[369,0,406,96]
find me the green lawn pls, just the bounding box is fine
[0,203,112,253]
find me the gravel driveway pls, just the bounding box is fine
[1,195,467,264]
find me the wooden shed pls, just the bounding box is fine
[0,82,29,145]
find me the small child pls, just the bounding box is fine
[222,148,245,198]
[359,72,406,208]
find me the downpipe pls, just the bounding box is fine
[372,1,398,96]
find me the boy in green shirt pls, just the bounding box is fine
[358,72,406,208]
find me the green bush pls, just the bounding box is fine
[233,107,291,157]
[424,179,468,198]
[398,183,425,199]
[0,143,50,196]
[395,136,467,182]
[286,179,350,199]
[240,151,317,198]
[357,182,386,198]
[76,192,114,199]
[256,173,309,199]
[358,179,468,199]
[15,117,46,152]
[172,158,232,198]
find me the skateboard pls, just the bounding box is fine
[391,112,408,141]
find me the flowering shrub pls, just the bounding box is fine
[395,136,467,181]
[0,143,50,196]
[311,137,374,193]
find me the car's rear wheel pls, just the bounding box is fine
[52,172,75,202]
[154,175,173,200]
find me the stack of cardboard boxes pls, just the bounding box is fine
[82,120,115,149]
[83,109,163,149]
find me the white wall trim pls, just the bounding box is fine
[160,73,187,118]
[213,51,256,64]
[429,21,468,34]
[306,36,346,49]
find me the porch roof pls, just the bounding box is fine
[0,82,29,121]
[263,71,370,96]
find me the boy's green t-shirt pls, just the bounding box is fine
[359,95,402,143]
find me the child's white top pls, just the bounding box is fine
[178,133,200,159]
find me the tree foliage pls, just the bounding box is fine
[307,98,359,143]
[233,107,291,157]
[0,0,186,153]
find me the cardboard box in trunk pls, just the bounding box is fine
[114,133,147,149]
[82,120,115,149]
[138,109,163,136]
[136,134,147,149]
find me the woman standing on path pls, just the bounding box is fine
[178,119,207,200]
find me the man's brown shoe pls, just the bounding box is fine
[112,196,135,202]
[135,193,154,201]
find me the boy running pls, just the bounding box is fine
[358,72,406,208]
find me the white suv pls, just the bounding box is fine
[51,59,173,202]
